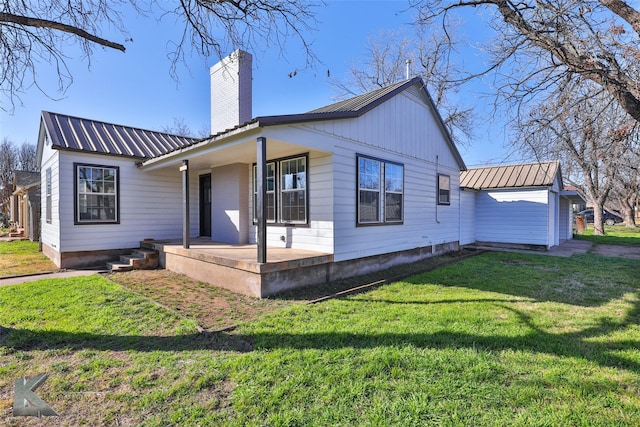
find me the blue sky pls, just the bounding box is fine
[0,0,516,166]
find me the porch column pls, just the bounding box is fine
[181,160,190,249]
[256,137,267,263]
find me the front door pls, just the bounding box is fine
[199,174,212,237]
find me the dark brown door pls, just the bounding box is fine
[199,174,212,237]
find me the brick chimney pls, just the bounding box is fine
[210,50,253,135]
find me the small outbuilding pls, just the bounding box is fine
[460,161,585,249]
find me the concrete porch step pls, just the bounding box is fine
[107,248,159,272]
[106,262,134,272]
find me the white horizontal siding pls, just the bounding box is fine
[211,163,249,244]
[559,197,571,240]
[333,146,461,262]
[475,189,549,246]
[58,152,198,252]
[40,141,60,251]
[302,86,461,170]
[459,189,476,245]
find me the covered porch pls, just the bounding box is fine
[141,238,334,298]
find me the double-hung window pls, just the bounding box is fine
[253,162,276,222]
[253,154,308,225]
[75,163,119,224]
[437,174,450,205]
[357,155,404,225]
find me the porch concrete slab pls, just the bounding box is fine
[145,238,459,298]
[468,239,593,258]
[144,238,334,273]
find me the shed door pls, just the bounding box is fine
[199,174,212,237]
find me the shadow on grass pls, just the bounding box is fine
[398,252,640,308]
[3,297,639,374]
[0,328,253,353]
[271,250,480,302]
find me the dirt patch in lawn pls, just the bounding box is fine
[106,250,480,331]
[592,244,640,260]
[106,270,295,331]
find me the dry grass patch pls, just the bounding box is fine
[0,241,57,277]
[106,270,294,331]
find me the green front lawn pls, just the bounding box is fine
[2,251,640,425]
[575,223,640,246]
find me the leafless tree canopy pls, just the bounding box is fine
[515,79,637,233]
[412,0,640,122]
[331,28,476,146]
[161,117,209,138]
[0,0,319,111]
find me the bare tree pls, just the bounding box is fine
[0,138,17,217]
[161,117,210,138]
[17,142,38,172]
[1,0,320,110]
[606,149,639,227]
[412,0,640,123]
[516,80,634,235]
[332,27,475,146]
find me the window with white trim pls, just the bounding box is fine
[357,155,404,225]
[75,164,119,224]
[253,155,308,225]
[437,174,450,205]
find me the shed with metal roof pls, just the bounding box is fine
[459,161,578,249]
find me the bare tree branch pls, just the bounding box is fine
[0,0,320,111]
[413,0,640,122]
[0,12,125,51]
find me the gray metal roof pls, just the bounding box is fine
[42,77,466,171]
[307,79,414,114]
[460,161,560,190]
[42,111,198,159]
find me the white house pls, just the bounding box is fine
[36,50,468,296]
[459,162,584,249]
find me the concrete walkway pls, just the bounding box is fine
[0,268,107,287]
[470,239,594,258]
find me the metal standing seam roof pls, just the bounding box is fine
[306,79,413,114]
[41,111,199,159]
[460,161,560,190]
[42,77,466,170]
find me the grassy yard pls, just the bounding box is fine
[1,250,639,425]
[0,240,57,277]
[575,224,640,246]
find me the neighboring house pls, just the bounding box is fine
[36,50,466,296]
[9,170,41,241]
[460,162,585,249]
